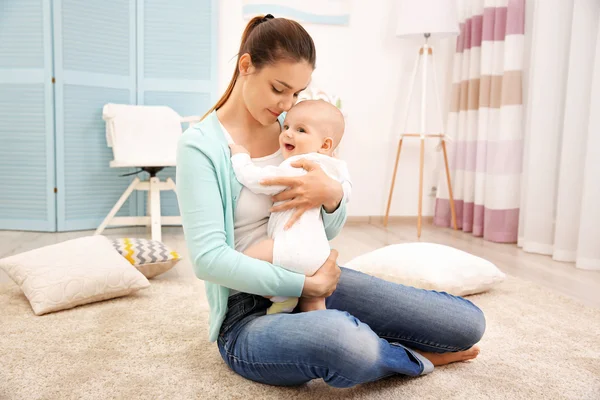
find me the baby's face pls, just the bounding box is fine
[279,107,330,159]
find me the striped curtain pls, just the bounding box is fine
[434,0,525,243]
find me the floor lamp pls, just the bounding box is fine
[384,0,459,237]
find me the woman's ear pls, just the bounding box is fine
[239,53,254,75]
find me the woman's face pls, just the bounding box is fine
[241,57,313,126]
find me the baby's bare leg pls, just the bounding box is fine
[243,239,274,263]
[298,296,327,312]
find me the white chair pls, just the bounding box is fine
[94,103,201,241]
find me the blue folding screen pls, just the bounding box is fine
[0,0,217,232]
[0,0,57,231]
[136,0,217,218]
[53,0,138,231]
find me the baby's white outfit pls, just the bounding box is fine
[230,152,352,313]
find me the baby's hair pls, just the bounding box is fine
[294,100,345,148]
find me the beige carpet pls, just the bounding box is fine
[1,277,599,400]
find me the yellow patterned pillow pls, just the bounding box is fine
[111,238,181,279]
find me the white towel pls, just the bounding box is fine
[103,103,183,167]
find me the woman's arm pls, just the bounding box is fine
[176,135,305,297]
[321,161,352,239]
[262,159,350,239]
[321,185,348,240]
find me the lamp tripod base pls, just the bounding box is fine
[383,42,458,237]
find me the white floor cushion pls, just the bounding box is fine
[0,235,150,315]
[345,242,506,296]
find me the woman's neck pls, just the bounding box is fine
[217,85,262,136]
[217,82,281,157]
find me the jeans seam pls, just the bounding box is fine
[223,347,362,386]
[379,334,462,352]
[220,296,261,339]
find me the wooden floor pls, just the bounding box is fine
[1,220,599,308]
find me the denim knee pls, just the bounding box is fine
[460,304,486,350]
[313,311,386,388]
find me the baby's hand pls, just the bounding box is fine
[229,143,250,155]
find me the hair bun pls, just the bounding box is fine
[262,14,275,22]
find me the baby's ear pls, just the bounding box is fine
[321,137,333,151]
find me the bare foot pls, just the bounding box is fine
[298,297,327,312]
[415,345,480,366]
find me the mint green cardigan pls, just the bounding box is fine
[176,111,348,342]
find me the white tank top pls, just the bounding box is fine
[233,150,283,253]
[218,120,284,296]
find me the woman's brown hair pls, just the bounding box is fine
[201,14,316,120]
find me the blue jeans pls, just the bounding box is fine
[217,267,486,388]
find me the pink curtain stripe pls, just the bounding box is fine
[480,205,520,243]
[456,5,525,53]
[464,18,473,51]
[506,0,526,35]
[471,15,484,49]
[434,200,520,243]
[458,4,526,52]
[493,7,508,41]
[448,140,524,174]
[482,8,497,42]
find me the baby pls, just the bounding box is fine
[229,100,351,314]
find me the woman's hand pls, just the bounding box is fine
[261,159,344,229]
[302,250,341,298]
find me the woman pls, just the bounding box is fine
[176,14,485,388]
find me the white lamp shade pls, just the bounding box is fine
[396,0,459,39]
